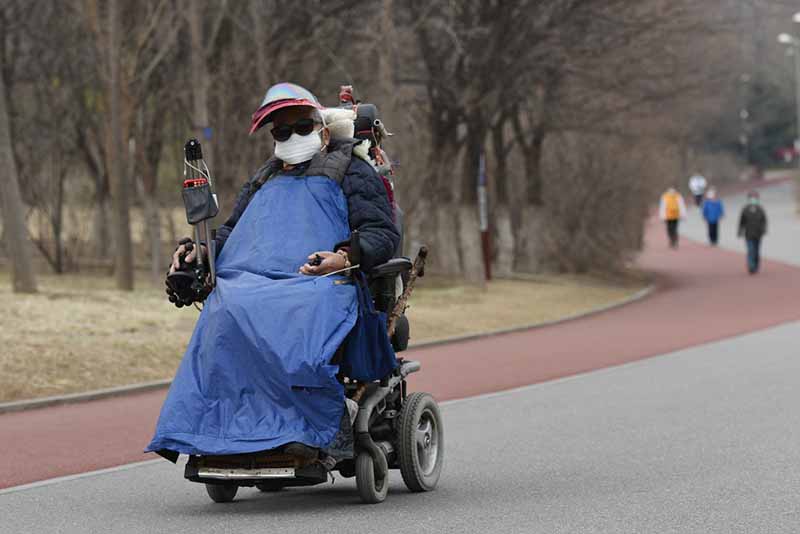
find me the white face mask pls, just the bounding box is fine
[274,129,324,165]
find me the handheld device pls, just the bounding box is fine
[165,139,220,307]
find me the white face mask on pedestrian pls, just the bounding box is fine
[274,129,325,165]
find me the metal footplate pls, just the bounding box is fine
[185,456,328,487]
[197,466,295,480]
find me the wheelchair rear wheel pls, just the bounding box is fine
[398,392,444,492]
[355,452,389,503]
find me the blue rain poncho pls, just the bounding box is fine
[147,173,368,456]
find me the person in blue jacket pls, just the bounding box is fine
[701,187,724,246]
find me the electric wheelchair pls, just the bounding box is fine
[183,249,445,505]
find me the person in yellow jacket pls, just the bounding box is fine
[659,187,687,248]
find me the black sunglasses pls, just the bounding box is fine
[270,118,317,142]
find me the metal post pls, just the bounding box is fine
[477,151,491,282]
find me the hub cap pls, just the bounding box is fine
[415,409,439,476]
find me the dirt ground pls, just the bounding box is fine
[0,271,645,402]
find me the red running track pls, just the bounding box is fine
[3,219,800,489]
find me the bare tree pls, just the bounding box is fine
[106,0,134,290]
[186,0,229,169]
[0,63,37,292]
[81,0,180,286]
[1,0,788,284]
[0,1,37,292]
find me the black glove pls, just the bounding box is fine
[165,238,211,308]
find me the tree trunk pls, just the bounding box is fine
[108,0,134,290]
[75,125,111,259]
[525,125,546,206]
[377,0,399,121]
[251,5,270,91]
[492,121,509,206]
[458,118,487,286]
[143,196,162,285]
[491,122,514,276]
[509,117,547,273]
[93,197,110,260]
[0,66,37,292]
[512,205,545,273]
[432,204,461,276]
[493,206,514,277]
[458,204,485,285]
[52,160,65,274]
[139,131,163,286]
[678,137,690,184]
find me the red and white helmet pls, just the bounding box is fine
[249,82,322,134]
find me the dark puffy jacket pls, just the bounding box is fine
[213,148,400,272]
[738,204,767,240]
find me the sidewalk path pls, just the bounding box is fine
[3,184,799,489]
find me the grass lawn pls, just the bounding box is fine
[0,270,646,402]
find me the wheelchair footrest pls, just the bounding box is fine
[399,360,421,378]
[197,466,295,480]
[185,456,328,486]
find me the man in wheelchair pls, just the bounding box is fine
[146,84,442,504]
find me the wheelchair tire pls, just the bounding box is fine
[205,483,238,503]
[355,452,389,504]
[397,392,444,492]
[255,481,285,492]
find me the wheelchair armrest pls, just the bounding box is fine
[369,257,412,279]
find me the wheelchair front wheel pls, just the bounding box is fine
[255,481,285,492]
[355,452,389,503]
[205,483,238,503]
[398,392,444,492]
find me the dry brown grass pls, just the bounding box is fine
[408,274,645,342]
[0,273,195,402]
[0,271,645,402]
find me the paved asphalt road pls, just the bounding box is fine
[3,321,800,533]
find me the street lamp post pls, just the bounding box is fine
[779,14,800,168]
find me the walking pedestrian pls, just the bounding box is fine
[688,172,708,207]
[738,190,767,274]
[701,187,724,246]
[659,187,687,248]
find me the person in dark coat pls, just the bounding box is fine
[738,190,768,274]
